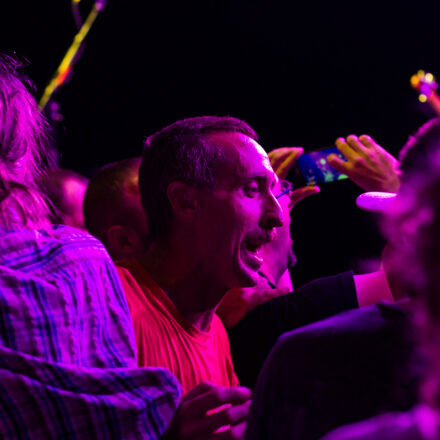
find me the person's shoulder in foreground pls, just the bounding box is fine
[0,223,137,368]
[246,301,424,440]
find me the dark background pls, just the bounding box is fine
[2,0,439,285]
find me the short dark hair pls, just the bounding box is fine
[139,116,258,240]
[83,157,142,244]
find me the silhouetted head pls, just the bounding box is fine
[39,168,89,230]
[83,157,150,260]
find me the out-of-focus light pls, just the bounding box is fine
[426,73,434,83]
[419,94,428,103]
[410,75,419,87]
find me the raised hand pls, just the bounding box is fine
[328,135,400,192]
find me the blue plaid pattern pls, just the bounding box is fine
[0,225,181,439]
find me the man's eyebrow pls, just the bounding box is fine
[241,175,271,185]
[244,169,276,180]
[242,174,279,190]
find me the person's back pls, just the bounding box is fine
[0,224,136,367]
[246,302,424,440]
[0,55,183,439]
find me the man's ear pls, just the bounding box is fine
[107,225,137,260]
[166,181,199,223]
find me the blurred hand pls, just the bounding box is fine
[269,147,320,209]
[328,134,401,192]
[269,147,303,180]
[217,280,289,328]
[287,185,320,210]
[163,382,252,440]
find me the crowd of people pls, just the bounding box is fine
[1,53,440,440]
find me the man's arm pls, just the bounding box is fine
[353,270,394,307]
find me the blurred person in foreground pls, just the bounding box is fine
[246,119,440,440]
[321,122,440,440]
[0,55,251,440]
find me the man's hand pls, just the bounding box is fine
[269,147,304,180]
[328,135,401,192]
[163,382,252,440]
[287,186,320,210]
[269,147,320,209]
[217,281,290,328]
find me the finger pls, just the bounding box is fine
[206,421,247,440]
[289,186,320,209]
[264,287,290,300]
[328,154,350,174]
[190,400,251,438]
[268,148,295,170]
[334,138,359,162]
[182,381,217,401]
[358,134,380,149]
[269,147,303,178]
[269,148,300,172]
[275,149,303,179]
[268,146,303,162]
[346,134,369,156]
[359,134,397,163]
[248,286,290,309]
[183,386,252,418]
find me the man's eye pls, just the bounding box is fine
[244,185,260,197]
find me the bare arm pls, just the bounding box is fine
[353,270,394,307]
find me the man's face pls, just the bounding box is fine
[259,180,295,282]
[119,166,150,258]
[194,132,283,288]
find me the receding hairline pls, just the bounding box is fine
[144,115,258,148]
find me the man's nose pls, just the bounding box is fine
[260,193,283,230]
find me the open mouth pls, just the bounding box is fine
[241,234,274,270]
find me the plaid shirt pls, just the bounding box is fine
[0,225,181,439]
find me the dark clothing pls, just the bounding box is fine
[322,405,439,440]
[246,302,425,440]
[228,271,358,388]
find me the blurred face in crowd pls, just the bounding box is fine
[60,177,88,230]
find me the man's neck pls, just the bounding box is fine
[139,242,227,332]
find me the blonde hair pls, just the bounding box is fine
[0,55,53,229]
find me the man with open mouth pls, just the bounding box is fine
[115,116,283,395]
